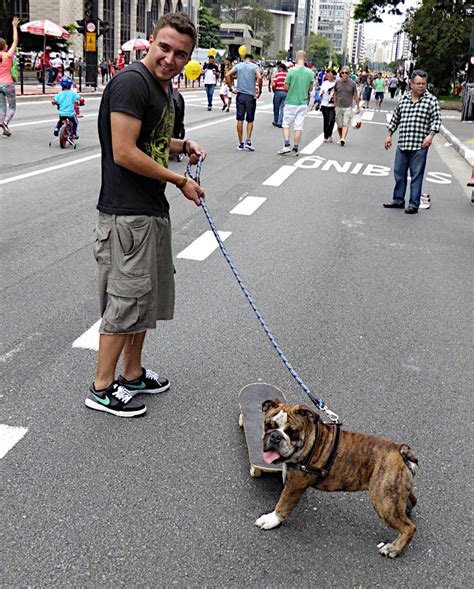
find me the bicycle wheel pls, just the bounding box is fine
[59,123,67,149]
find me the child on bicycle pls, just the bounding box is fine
[52,77,83,139]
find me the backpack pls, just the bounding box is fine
[10,57,19,82]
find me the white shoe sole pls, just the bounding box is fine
[85,398,147,417]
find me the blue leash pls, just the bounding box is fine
[186,157,340,424]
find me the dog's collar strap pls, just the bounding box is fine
[289,422,341,480]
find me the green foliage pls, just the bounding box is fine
[353,0,406,22]
[242,3,274,52]
[276,49,287,60]
[405,0,470,94]
[307,33,332,68]
[219,0,248,23]
[199,5,224,49]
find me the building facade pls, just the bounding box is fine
[314,0,352,61]
[391,29,411,63]
[346,14,364,66]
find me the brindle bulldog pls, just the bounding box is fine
[255,400,418,558]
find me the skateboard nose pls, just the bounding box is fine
[269,431,283,444]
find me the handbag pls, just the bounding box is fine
[11,58,19,82]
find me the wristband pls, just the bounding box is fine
[182,140,188,155]
[176,174,187,189]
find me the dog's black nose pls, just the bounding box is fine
[269,431,283,444]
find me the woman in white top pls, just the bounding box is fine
[320,69,336,142]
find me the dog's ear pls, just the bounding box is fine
[296,405,319,422]
[262,399,281,413]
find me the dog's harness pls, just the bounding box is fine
[288,422,341,481]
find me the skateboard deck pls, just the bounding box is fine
[239,383,287,478]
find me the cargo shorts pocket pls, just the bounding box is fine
[93,220,112,265]
[104,275,152,331]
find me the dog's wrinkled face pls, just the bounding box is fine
[261,400,317,465]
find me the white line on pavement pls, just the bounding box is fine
[262,165,297,186]
[10,113,97,128]
[0,424,28,459]
[177,230,231,261]
[72,319,101,351]
[300,132,324,154]
[386,113,393,123]
[362,110,374,120]
[0,154,101,186]
[230,196,266,215]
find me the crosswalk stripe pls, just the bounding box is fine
[72,319,101,351]
[177,230,232,261]
[0,424,28,459]
[362,110,374,120]
[230,196,266,215]
[262,165,297,186]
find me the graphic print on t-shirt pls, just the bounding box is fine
[143,106,174,171]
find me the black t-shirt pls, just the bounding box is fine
[97,62,175,217]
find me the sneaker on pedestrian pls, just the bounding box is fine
[244,140,255,152]
[340,139,345,146]
[237,143,245,151]
[278,146,292,155]
[222,104,227,111]
[226,107,230,112]
[119,367,170,394]
[1,122,11,137]
[419,193,431,209]
[292,147,299,157]
[207,106,212,111]
[85,382,147,418]
[53,129,59,137]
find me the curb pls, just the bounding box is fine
[439,124,474,166]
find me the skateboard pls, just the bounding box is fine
[239,383,287,478]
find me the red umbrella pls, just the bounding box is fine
[20,19,71,38]
[121,38,150,51]
[20,19,71,93]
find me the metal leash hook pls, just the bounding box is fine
[186,157,341,425]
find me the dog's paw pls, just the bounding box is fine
[255,511,283,530]
[378,542,400,558]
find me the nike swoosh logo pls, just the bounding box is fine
[124,382,146,389]
[93,393,110,406]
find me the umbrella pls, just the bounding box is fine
[121,38,150,51]
[20,19,71,39]
[20,19,71,93]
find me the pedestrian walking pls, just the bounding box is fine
[398,76,407,95]
[117,51,125,70]
[99,58,108,85]
[202,55,219,110]
[320,69,336,142]
[361,75,374,109]
[277,50,314,156]
[86,13,206,418]
[388,74,398,99]
[225,53,262,151]
[460,72,474,122]
[272,62,287,127]
[0,16,19,138]
[374,72,385,109]
[383,70,441,214]
[333,66,360,146]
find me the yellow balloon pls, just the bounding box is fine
[184,60,201,81]
[238,45,247,57]
[208,48,217,57]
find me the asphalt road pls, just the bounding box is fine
[1,88,472,588]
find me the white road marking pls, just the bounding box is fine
[72,319,101,351]
[177,230,231,261]
[386,113,393,123]
[9,113,97,128]
[300,132,324,154]
[362,110,374,120]
[18,97,102,105]
[257,103,274,110]
[0,154,101,186]
[0,425,28,459]
[230,196,266,215]
[262,165,297,186]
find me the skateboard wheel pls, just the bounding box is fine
[238,413,243,427]
[250,466,262,478]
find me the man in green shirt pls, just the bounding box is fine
[278,50,314,156]
[374,72,385,110]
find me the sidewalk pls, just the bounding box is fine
[439,109,474,166]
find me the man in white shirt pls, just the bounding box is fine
[203,56,219,111]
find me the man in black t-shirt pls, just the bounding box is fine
[86,13,207,418]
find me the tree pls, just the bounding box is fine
[243,3,274,52]
[404,0,470,94]
[219,0,248,24]
[199,5,224,49]
[354,0,408,22]
[307,33,333,68]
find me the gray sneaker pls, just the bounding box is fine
[278,146,292,155]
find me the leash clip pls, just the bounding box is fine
[321,405,341,424]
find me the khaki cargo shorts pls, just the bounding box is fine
[93,212,175,334]
[335,106,352,128]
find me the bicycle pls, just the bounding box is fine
[49,115,77,149]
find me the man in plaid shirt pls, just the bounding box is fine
[383,70,441,214]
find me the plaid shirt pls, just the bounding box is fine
[388,90,441,150]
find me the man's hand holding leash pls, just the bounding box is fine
[170,138,206,206]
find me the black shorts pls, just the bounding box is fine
[236,93,256,122]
